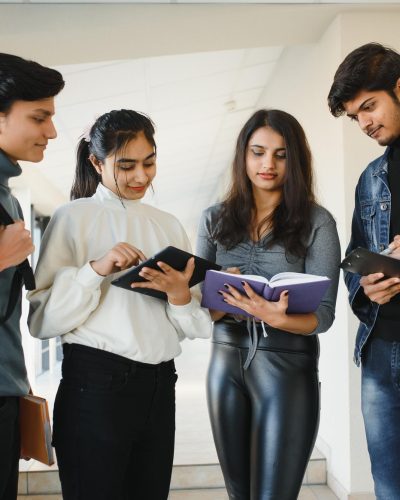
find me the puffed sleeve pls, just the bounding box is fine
[27,207,105,339]
[305,209,341,334]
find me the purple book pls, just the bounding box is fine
[201,270,331,317]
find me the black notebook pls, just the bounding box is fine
[340,247,400,277]
[111,246,221,300]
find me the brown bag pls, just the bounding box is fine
[19,394,55,465]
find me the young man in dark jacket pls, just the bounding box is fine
[0,53,64,500]
[328,42,400,500]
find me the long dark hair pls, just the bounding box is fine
[0,52,64,113]
[328,42,400,117]
[213,109,315,258]
[70,109,156,200]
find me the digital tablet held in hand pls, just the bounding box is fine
[111,246,221,300]
[340,247,400,277]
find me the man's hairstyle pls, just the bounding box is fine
[0,53,65,113]
[328,42,400,117]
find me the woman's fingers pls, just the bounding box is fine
[241,281,259,300]
[182,257,195,280]
[112,243,146,269]
[225,267,241,275]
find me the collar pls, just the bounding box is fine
[0,149,22,187]
[372,148,390,177]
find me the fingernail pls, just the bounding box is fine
[241,281,246,286]
[217,291,224,295]
[223,283,229,289]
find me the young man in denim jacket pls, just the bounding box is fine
[0,53,64,500]
[328,42,400,500]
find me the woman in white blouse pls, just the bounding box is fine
[28,109,212,500]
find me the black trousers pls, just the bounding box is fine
[53,343,177,500]
[0,396,19,500]
[208,322,320,500]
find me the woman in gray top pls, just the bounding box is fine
[196,109,340,500]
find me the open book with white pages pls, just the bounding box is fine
[201,270,331,317]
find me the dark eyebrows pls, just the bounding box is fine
[249,144,286,152]
[116,152,156,164]
[31,109,54,117]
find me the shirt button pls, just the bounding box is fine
[380,203,388,211]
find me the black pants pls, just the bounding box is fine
[53,343,177,500]
[0,396,19,500]
[208,322,320,500]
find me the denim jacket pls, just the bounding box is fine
[346,147,391,366]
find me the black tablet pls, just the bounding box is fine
[340,247,400,277]
[111,246,221,300]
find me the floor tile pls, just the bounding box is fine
[169,488,228,499]
[311,484,339,499]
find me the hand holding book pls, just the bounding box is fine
[201,269,330,334]
[201,269,330,324]
[220,281,290,329]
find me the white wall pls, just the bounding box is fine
[256,10,400,498]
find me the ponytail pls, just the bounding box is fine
[70,139,101,200]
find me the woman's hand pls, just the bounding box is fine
[210,266,242,321]
[220,281,289,328]
[131,257,195,306]
[90,243,146,277]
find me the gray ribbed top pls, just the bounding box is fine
[196,203,341,335]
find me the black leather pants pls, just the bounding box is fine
[207,321,320,500]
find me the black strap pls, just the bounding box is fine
[1,269,23,322]
[0,202,36,323]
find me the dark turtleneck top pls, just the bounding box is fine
[372,138,400,341]
[0,149,30,396]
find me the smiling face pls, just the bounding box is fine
[0,98,57,163]
[343,80,400,146]
[91,131,156,201]
[245,126,287,196]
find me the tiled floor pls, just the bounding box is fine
[18,485,338,500]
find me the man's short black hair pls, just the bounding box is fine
[0,53,65,113]
[328,42,400,117]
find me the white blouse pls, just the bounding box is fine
[28,184,212,364]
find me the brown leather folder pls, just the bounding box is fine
[19,394,55,465]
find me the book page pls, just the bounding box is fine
[269,272,329,287]
[212,270,269,284]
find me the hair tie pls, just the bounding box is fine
[81,123,92,143]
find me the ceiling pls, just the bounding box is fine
[4,1,396,238]
[24,46,283,238]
